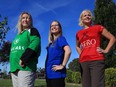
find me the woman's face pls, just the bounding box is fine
[81,11,92,25]
[21,13,31,29]
[50,21,61,35]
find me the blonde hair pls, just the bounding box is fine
[48,20,62,44]
[78,9,94,27]
[16,12,33,34]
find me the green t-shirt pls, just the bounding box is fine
[10,28,41,72]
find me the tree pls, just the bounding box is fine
[94,0,116,68]
[0,15,11,63]
[0,41,11,63]
[36,67,45,79]
[0,15,10,41]
[68,58,81,72]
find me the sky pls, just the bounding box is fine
[0,0,116,72]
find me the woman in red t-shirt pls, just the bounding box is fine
[76,9,115,87]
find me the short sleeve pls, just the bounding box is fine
[76,32,79,40]
[98,25,104,33]
[57,36,69,48]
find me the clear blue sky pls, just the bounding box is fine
[0,0,116,72]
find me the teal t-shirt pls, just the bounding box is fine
[10,28,41,72]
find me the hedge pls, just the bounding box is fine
[66,68,116,87]
[105,68,116,87]
[66,70,81,84]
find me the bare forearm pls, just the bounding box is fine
[62,46,71,66]
[104,36,116,53]
[76,46,82,55]
[101,28,116,53]
[52,46,71,71]
[62,51,71,66]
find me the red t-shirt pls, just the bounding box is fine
[76,25,104,63]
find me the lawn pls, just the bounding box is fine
[0,79,81,87]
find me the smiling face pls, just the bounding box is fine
[81,11,92,26]
[21,13,31,29]
[50,21,61,35]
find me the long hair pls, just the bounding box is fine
[78,9,94,27]
[48,20,62,44]
[16,12,33,34]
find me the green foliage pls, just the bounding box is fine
[105,55,116,68]
[94,0,116,68]
[0,41,11,63]
[105,68,116,87]
[0,14,10,63]
[66,70,73,83]
[66,70,81,84]
[72,72,81,84]
[0,16,10,41]
[66,68,116,87]
[68,58,81,72]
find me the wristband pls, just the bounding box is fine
[61,64,65,68]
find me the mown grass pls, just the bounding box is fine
[0,79,81,87]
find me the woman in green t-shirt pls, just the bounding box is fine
[10,12,41,87]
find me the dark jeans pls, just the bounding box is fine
[46,78,65,87]
[80,60,105,87]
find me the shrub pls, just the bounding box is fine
[72,72,81,84]
[66,70,81,84]
[66,70,73,83]
[105,68,116,87]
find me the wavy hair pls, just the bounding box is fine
[78,9,94,27]
[16,12,33,34]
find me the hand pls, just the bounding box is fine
[52,65,64,71]
[96,47,108,54]
[19,60,25,67]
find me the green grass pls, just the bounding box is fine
[0,79,81,87]
[0,79,12,87]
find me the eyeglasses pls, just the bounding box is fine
[50,25,59,28]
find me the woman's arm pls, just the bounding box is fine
[52,45,71,71]
[61,45,71,67]
[19,28,41,67]
[76,39,82,55]
[97,28,116,53]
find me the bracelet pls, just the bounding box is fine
[60,64,65,68]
